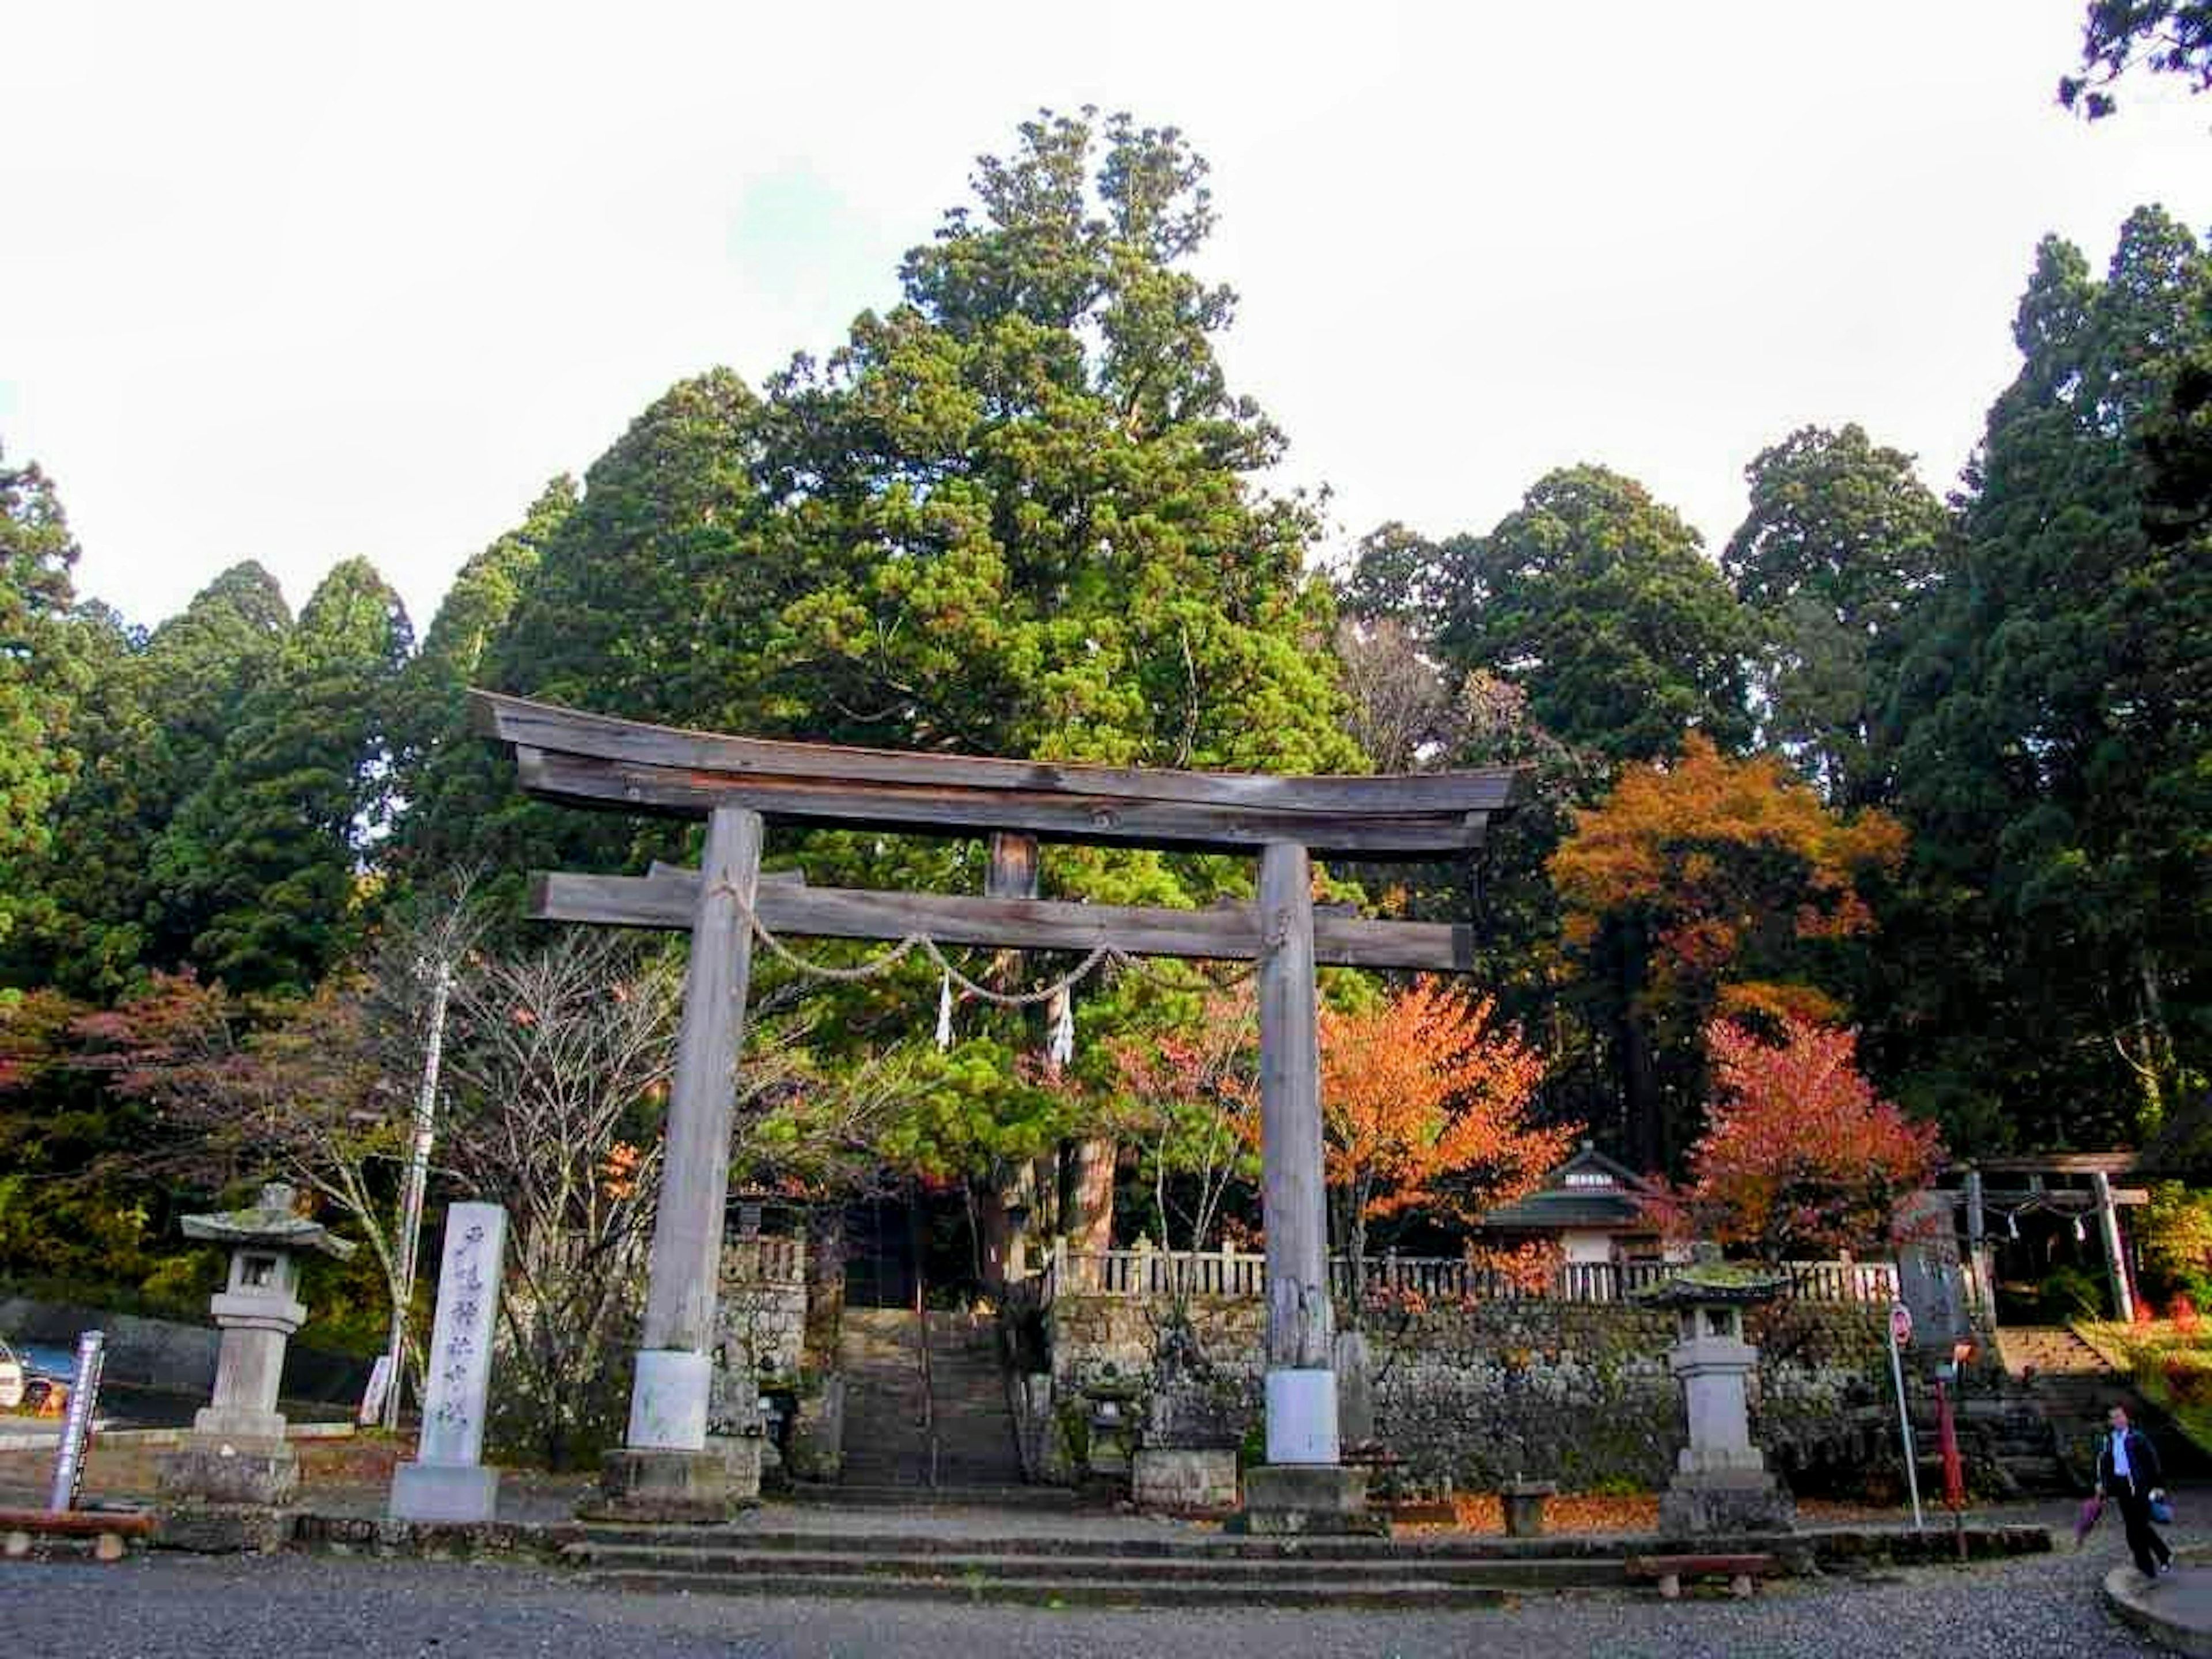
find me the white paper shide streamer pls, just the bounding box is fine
[1048,988,1075,1069]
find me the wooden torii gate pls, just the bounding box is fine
[473,691,1527,1522]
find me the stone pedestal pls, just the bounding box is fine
[389,1461,501,1524]
[585,1448,749,1524]
[156,1440,298,1508]
[1132,1448,1239,1514]
[152,1503,290,1554]
[1502,1479,1557,1537]
[1658,1468,1794,1536]
[1238,1464,1384,1536]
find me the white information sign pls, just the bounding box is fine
[358,1354,394,1426]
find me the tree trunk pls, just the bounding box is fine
[1625,1013,1663,1175]
[1066,1137,1117,1253]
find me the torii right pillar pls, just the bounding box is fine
[1241,842,1378,1533]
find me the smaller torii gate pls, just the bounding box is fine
[473,692,1526,1523]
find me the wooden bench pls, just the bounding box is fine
[0,1506,158,1563]
[1625,1552,1778,1600]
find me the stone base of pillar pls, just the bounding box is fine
[1235,1463,1384,1536]
[154,1436,299,1508]
[709,1433,764,1501]
[152,1503,291,1554]
[192,1406,289,1441]
[390,1460,501,1524]
[582,1448,752,1524]
[1657,1469,1795,1539]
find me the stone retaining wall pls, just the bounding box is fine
[709,1255,807,1435]
[1043,1291,1892,1492]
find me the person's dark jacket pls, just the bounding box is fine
[2097,1426,2164,1498]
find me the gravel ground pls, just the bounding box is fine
[0,1536,2171,1659]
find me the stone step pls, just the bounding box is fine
[565,1542,1624,1592]
[578,1567,1510,1608]
[566,1521,1639,1559]
[783,1483,1083,1511]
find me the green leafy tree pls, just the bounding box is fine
[1432,465,1756,763]
[1722,425,1948,807]
[757,111,1358,781]
[153,558,412,994]
[387,476,579,902]
[2061,1,2212,116]
[1337,520,1447,635]
[0,446,88,949]
[9,566,294,994]
[1883,209,2211,1149]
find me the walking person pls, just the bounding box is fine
[2097,1402,2173,1578]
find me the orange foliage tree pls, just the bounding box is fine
[1312,978,1567,1271]
[1656,1017,1944,1261]
[1548,732,1907,1169]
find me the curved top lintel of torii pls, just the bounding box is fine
[469,690,1529,859]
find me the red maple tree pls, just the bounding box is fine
[1656,1017,1944,1260]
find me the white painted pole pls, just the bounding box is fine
[2093,1171,2135,1323]
[384,955,452,1431]
[46,1331,105,1512]
[1888,1316,1924,1531]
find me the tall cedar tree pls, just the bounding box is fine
[1429,466,1756,764]
[1881,209,2210,1150]
[1550,733,1907,1172]
[388,476,580,911]
[10,564,293,995]
[0,445,86,949]
[1722,425,1947,809]
[2061,1,2212,116]
[152,559,412,995]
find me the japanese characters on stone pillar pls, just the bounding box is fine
[391,1202,509,1522]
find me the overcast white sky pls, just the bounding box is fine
[3,1,2206,634]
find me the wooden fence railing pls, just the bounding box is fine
[1037,1247,1899,1309]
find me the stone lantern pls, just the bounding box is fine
[157,1182,355,1508]
[1634,1253,1795,1537]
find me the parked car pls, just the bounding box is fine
[0,1338,73,1414]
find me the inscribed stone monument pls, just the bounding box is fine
[390,1202,508,1523]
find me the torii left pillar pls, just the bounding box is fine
[592,805,762,1522]
[1239,840,1375,1533]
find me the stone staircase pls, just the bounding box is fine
[1991,1325,2212,1490]
[561,1525,1629,1607]
[831,1308,1027,1496]
[558,1520,2052,1605]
